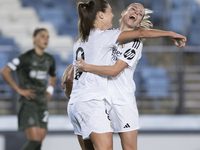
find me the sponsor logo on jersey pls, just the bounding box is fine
[123,39,140,60]
[124,49,136,60]
[111,46,122,61]
[123,123,130,128]
[29,70,47,79]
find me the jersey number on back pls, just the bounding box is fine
[75,47,85,80]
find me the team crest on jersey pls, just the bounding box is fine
[119,44,125,49]
[32,61,37,66]
[45,60,50,68]
[111,46,122,61]
[28,117,35,125]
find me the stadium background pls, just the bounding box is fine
[0,0,200,149]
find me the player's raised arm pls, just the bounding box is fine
[117,29,186,48]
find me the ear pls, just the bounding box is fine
[121,11,125,17]
[33,37,36,44]
[98,11,104,19]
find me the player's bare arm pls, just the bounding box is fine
[0,66,36,100]
[76,58,128,77]
[46,76,57,101]
[117,30,186,48]
[61,64,74,98]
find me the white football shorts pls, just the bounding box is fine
[67,99,113,139]
[109,102,140,133]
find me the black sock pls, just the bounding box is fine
[21,140,41,150]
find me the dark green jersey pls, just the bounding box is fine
[8,49,56,101]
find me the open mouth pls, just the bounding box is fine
[129,15,136,20]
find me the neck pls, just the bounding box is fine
[34,46,44,56]
[94,24,104,31]
[94,20,106,31]
[119,22,136,32]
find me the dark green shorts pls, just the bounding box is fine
[17,100,49,131]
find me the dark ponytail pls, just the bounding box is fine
[77,0,108,42]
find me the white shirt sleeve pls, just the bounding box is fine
[118,39,143,67]
[103,29,122,47]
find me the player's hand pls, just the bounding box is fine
[18,89,36,100]
[45,92,52,101]
[75,58,86,73]
[171,32,187,48]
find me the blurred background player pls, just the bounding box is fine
[0,28,57,150]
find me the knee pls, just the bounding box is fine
[27,133,44,142]
[29,136,42,142]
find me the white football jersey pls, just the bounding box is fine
[69,28,122,104]
[108,39,143,105]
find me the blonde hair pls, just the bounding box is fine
[123,3,153,30]
[120,3,153,41]
[140,8,153,30]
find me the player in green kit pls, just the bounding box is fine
[1,28,57,150]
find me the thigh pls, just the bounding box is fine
[77,135,94,150]
[25,126,47,141]
[119,130,138,150]
[18,101,39,130]
[90,132,113,150]
[68,100,113,140]
[38,127,47,141]
[110,104,140,133]
[68,103,82,136]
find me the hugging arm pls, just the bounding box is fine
[76,59,128,77]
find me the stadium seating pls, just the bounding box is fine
[53,66,70,99]
[133,53,150,96]
[0,38,16,47]
[140,67,170,113]
[151,0,168,25]
[189,23,200,46]
[20,0,78,39]
[141,67,170,99]
[0,50,18,99]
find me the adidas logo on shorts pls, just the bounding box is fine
[123,123,130,128]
